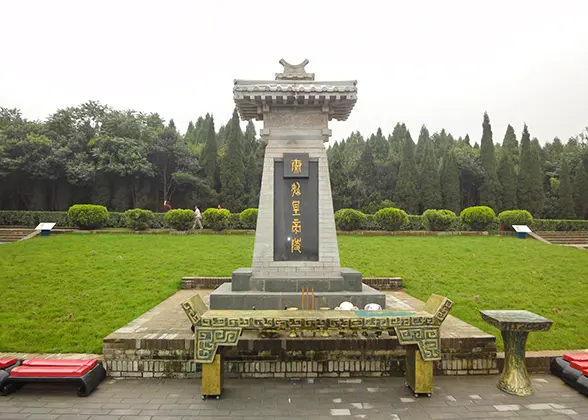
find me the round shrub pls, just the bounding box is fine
[498,210,533,230]
[124,208,154,231]
[203,208,231,231]
[422,209,457,231]
[67,204,109,230]
[334,209,367,231]
[240,208,258,229]
[164,209,195,231]
[374,207,409,231]
[460,206,496,231]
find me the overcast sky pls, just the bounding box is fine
[1,0,587,146]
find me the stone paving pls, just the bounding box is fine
[1,374,586,420]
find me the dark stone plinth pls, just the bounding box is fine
[231,267,363,293]
[209,282,385,310]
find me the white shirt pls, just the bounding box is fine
[195,208,201,218]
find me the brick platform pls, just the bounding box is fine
[102,290,497,379]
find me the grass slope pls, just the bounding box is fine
[1,234,586,353]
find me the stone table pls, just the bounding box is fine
[480,310,553,396]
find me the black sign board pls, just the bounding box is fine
[283,153,309,178]
[274,158,318,261]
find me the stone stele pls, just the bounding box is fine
[209,59,385,310]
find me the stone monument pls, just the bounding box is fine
[209,59,385,310]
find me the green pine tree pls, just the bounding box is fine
[479,112,500,210]
[243,121,261,207]
[558,157,575,218]
[201,115,219,191]
[418,138,441,212]
[573,160,588,219]
[463,134,471,146]
[415,125,430,166]
[439,148,461,213]
[185,121,195,144]
[220,109,246,212]
[497,147,517,210]
[517,125,544,215]
[502,124,519,167]
[394,130,418,213]
[358,140,377,195]
[371,127,389,162]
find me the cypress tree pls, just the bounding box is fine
[574,160,588,219]
[185,121,195,144]
[201,115,219,191]
[439,148,461,213]
[479,112,500,210]
[371,127,389,162]
[518,125,533,211]
[243,121,260,207]
[220,109,246,211]
[530,139,545,214]
[502,124,519,166]
[418,138,441,212]
[394,130,418,213]
[464,134,471,146]
[358,140,377,195]
[558,157,575,218]
[497,147,517,210]
[517,125,544,214]
[415,125,430,166]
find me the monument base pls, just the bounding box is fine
[209,282,386,310]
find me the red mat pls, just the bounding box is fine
[0,358,17,369]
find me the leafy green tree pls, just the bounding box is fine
[418,137,441,212]
[439,148,461,213]
[558,157,575,218]
[220,109,246,212]
[394,130,418,213]
[497,147,517,210]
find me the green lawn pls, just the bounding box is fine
[0,234,586,353]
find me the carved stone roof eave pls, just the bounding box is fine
[233,80,358,122]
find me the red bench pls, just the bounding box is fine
[0,359,106,397]
[563,353,588,362]
[551,354,588,397]
[0,358,20,391]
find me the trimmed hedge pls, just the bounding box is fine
[374,207,409,231]
[422,209,458,231]
[202,208,231,231]
[460,206,496,231]
[498,210,533,230]
[164,209,195,231]
[68,205,109,230]
[1,210,588,232]
[125,209,154,231]
[335,209,367,231]
[240,208,258,229]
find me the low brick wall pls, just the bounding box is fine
[181,277,403,291]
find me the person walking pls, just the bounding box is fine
[193,203,203,229]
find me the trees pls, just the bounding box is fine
[439,149,461,213]
[558,157,575,218]
[497,147,517,210]
[418,136,441,212]
[574,160,588,219]
[479,112,501,210]
[394,130,418,214]
[219,109,246,212]
[517,125,544,215]
[201,115,219,191]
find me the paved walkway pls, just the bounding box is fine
[1,374,586,420]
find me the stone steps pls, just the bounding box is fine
[0,229,36,242]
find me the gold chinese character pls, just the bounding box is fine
[291,182,301,197]
[292,200,300,216]
[292,218,302,234]
[291,159,302,174]
[291,237,302,253]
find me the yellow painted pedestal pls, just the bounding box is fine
[405,345,433,397]
[201,353,223,399]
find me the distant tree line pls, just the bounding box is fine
[328,113,588,219]
[1,103,587,219]
[0,102,264,213]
